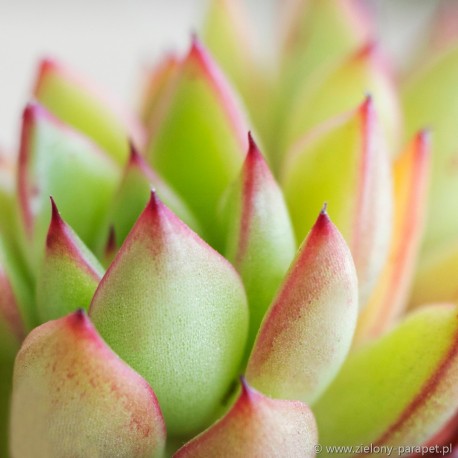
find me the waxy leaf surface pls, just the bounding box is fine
[403,45,458,271]
[246,209,358,404]
[34,58,144,164]
[314,305,458,455]
[0,238,25,458]
[10,310,166,458]
[147,39,249,246]
[174,379,317,458]
[90,193,248,438]
[18,103,121,266]
[282,97,392,307]
[36,200,103,323]
[284,43,401,155]
[356,132,431,341]
[109,144,200,248]
[221,134,296,359]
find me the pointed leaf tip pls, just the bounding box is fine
[220,135,296,360]
[175,378,318,457]
[354,40,378,61]
[147,33,249,245]
[147,189,160,212]
[246,209,358,404]
[38,204,104,323]
[90,192,248,437]
[128,140,139,163]
[247,131,256,151]
[49,196,60,221]
[360,93,374,116]
[10,310,166,457]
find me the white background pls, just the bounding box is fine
[0,0,439,151]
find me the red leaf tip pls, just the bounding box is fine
[147,189,161,213]
[246,132,263,164]
[314,206,332,235]
[239,376,257,403]
[22,102,43,125]
[361,94,373,113]
[66,309,100,341]
[128,140,141,164]
[67,308,90,330]
[105,225,117,256]
[48,197,65,236]
[416,128,431,154]
[190,32,202,50]
[353,40,378,61]
[74,308,86,320]
[34,57,58,95]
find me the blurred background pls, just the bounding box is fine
[0,0,442,150]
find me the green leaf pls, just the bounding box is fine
[281,97,392,307]
[147,38,250,247]
[356,132,431,342]
[140,53,179,126]
[36,199,103,323]
[283,43,401,155]
[0,235,34,331]
[90,192,248,438]
[175,378,317,457]
[202,0,271,146]
[108,144,201,248]
[10,310,166,457]
[18,103,121,268]
[246,209,358,404]
[280,0,371,86]
[220,134,296,360]
[314,304,458,453]
[403,45,458,257]
[34,58,144,165]
[0,245,26,458]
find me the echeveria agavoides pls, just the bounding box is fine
[1,1,458,456]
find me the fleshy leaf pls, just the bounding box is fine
[403,45,458,259]
[267,0,371,169]
[18,103,121,266]
[174,378,317,458]
[314,304,458,453]
[203,0,256,95]
[280,0,371,82]
[410,242,458,308]
[36,199,104,323]
[108,143,200,248]
[0,150,18,244]
[283,42,401,155]
[356,132,431,341]
[10,310,166,457]
[245,208,358,404]
[0,235,34,332]
[0,243,26,458]
[90,192,248,438]
[281,97,392,307]
[34,58,144,164]
[0,259,26,356]
[139,53,179,126]
[202,0,270,143]
[147,38,250,246]
[220,134,296,359]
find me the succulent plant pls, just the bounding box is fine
[3,0,458,456]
